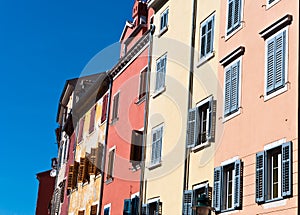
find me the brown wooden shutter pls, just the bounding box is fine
[90,205,98,215]
[95,143,104,175]
[101,94,108,123]
[67,165,74,189]
[78,116,85,143]
[89,105,96,134]
[89,148,97,174]
[72,162,79,189]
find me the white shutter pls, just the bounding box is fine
[187,108,198,148]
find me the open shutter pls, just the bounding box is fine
[234,159,243,209]
[89,105,96,133]
[112,93,120,121]
[205,184,213,205]
[213,166,222,212]
[67,165,74,189]
[230,61,240,113]
[84,154,90,183]
[155,200,162,215]
[131,196,139,215]
[155,60,161,91]
[208,100,216,142]
[142,204,149,215]
[95,144,104,175]
[256,151,265,203]
[187,108,198,148]
[78,157,86,182]
[282,141,292,197]
[224,67,232,116]
[101,94,108,123]
[274,31,286,89]
[60,180,65,203]
[183,190,193,215]
[78,116,85,143]
[123,199,131,215]
[266,38,276,94]
[72,162,79,189]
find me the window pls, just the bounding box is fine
[213,160,243,212]
[67,162,79,190]
[267,0,280,8]
[226,0,242,36]
[130,130,143,168]
[77,116,85,143]
[256,141,292,204]
[112,92,120,122]
[107,148,116,180]
[78,210,85,215]
[224,59,241,118]
[265,29,287,97]
[101,94,109,123]
[90,205,98,215]
[123,196,139,215]
[142,199,162,215]
[155,55,167,92]
[104,204,111,215]
[187,97,216,149]
[183,183,212,215]
[151,125,163,166]
[200,14,215,61]
[89,105,96,134]
[139,68,147,100]
[160,8,169,32]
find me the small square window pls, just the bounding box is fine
[160,9,169,32]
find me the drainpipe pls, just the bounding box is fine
[98,75,113,215]
[139,24,155,214]
[182,0,197,214]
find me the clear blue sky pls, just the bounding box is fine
[0,1,132,214]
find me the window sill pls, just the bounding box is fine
[222,108,241,123]
[192,142,211,153]
[220,208,239,214]
[87,130,96,137]
[110,118,119,125]
[105,178,113,185]
[263,85,288,102]
[262,198,286,209]
[82,181,89,187]
[94,174,101,180]
[197,52,215,68]
[152,87,166,99]
[158,26,168,38]
[224,24,243,41]
[98,120,107,127]
[147,162,162,170]
[134,96,146,105]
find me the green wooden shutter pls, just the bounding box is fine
[230,61,240,113]
[183,190,193,215]
[224,67,232,116]
[274,31,286,89]
[256,152,265,203]
[234,159,243,209]
[213,166,222,212]
[266,38,276,94]
[282,141,292,197]
[123,199,131,215]
[187,108,198,148]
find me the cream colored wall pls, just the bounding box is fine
[144,0,193,213]
[188,0,221,191]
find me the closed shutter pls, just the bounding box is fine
[155,60,161,91]
[72,162,79,189]
[161,56,167,88]
[282,141,292,197]
[227,0,241,34]
[151,126,163,165]
[234,159,243,208]
[78,116,85,143]
[130,130,143,164]
[213,166,222,212]
[95,144,104,175]
[90,205,97,215]
[208,100,216,142]
[230,61,240,113]
[107,149,115,179]
[101,94,108,123]
[155,56,167,91]
[112,93,120,121]
[78,157,86,182]
[256,151,265,203]
[60,180,65,203]
[89,105,96,134]
[123,199,131,215]
[187,108,198,148]
[266,30,286,95]
[89,148,97,174]
[142,204,149,215]
[155,200,162,215]
[183,190,193,215]
[224,67,232,116]
[67,165,74,189]
[139,70,147,99]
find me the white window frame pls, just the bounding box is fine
[150,124,164,168]
[160,8,169,33]
[266,0,281,10]
[224,166,235,210]
[264,27,288,101]
[225,0,244,40]
[222,57,242,122]
[199,12,216,65]
[104,203,111,215]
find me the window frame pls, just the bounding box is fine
[264,27,288,101]
[160,8,169,34]
[199,12,216,65]
[225,0,244,40]
[223,57,242,122]
[104,203,111,215]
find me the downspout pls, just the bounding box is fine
[182,0,197,214]
[139,24,155,214]
[98,75,113,215]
